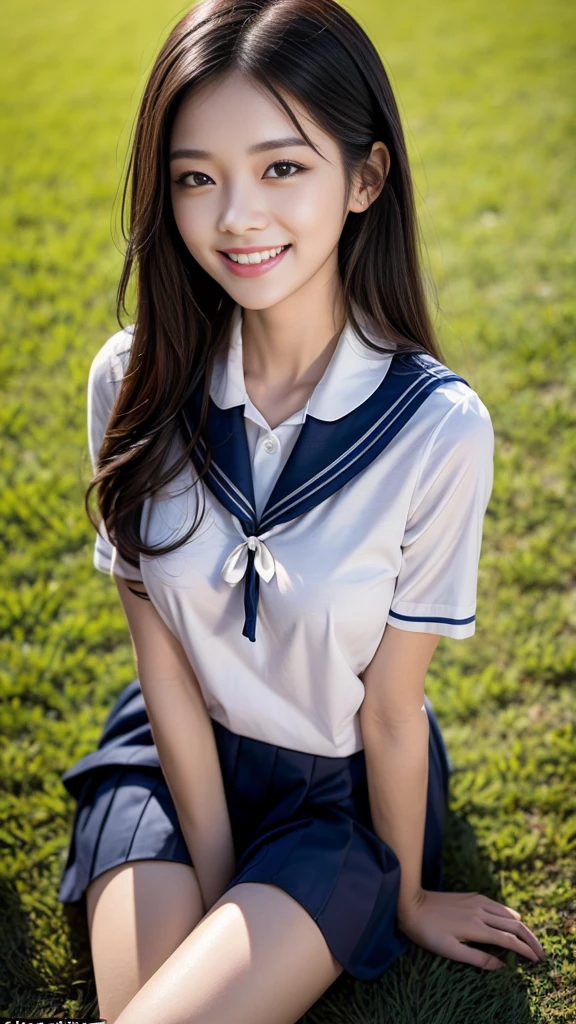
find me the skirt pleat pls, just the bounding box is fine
[58,677,451,980]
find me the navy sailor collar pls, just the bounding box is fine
[181,310,470,642]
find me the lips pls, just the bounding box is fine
[217,244,292,278]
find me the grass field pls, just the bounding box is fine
[1,0,575,1019]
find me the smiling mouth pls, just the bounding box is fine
[220,245,291,264]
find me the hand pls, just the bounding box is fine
[397,889,546,970]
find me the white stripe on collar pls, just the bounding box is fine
[209,304,399,422]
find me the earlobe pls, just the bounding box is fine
[349,188,368,214]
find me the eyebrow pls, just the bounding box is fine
[169,136,310,161]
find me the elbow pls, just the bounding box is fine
[359,697,429,736]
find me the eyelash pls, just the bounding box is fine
[174,160,307,189]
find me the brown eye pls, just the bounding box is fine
[264,161,305,179]
[175,171,213,188]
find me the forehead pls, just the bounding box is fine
[169,70,329,155]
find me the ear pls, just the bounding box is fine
[348,141,390,214]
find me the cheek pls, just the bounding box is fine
[171,192,210,254]
[277,175,345,247]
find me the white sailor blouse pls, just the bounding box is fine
[89,305,494,757]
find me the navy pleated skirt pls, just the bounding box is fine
[58,677,452,981]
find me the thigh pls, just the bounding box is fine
[86,859,205,1024]
[113,880,344,1024]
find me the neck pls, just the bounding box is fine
[240,271,347,393]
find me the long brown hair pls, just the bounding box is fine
[89,0,446,574]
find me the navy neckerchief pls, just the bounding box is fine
[181,352,470,642]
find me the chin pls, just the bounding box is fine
[229,292,289,311]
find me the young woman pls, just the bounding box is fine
[57,0,545,1020]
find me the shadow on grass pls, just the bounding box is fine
[0,880,99,1020]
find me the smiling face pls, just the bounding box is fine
[169,70,361,311]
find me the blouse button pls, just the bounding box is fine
[263,435,279,454]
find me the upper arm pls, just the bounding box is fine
[114,576,199,690]
[360,388,494,727]
[114,576,215,765]
[360,624,440,727]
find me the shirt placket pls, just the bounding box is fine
[219,398,306,592]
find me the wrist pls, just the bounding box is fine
[193,847,236,910]
[397,886,426,923]
[199,865,235,910]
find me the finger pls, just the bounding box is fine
[478,923,542,962]
[482,915,545,960]
[442,938,505,971]
[479,921,541,958]
[478,897,522,920]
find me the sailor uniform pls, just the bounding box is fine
[57,306,494,980]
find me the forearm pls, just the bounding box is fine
[141,673,236,910]
[360,707,429,917]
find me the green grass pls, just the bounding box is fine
[0,0,574,1019]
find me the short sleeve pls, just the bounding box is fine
[386,390,494,639]
[87,328,144,582]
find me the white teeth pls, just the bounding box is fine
[226,246,286,264]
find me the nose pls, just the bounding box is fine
[217,177,269,237]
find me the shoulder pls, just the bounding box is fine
[88,324,135,405]
[395,355,495,518]
[401,350,495,461]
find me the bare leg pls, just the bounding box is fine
[86,860,205,1024]
[113,881,344,1024]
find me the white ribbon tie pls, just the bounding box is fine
[221,535,276,586]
